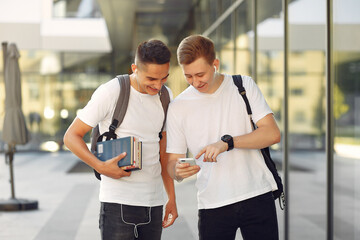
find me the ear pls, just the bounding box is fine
[131,63,137,73]
[213,59,220,71]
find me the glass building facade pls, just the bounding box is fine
[0,0,359,239]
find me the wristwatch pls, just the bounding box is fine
[221,134,234,151]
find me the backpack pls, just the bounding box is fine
[232,75,285,209]
[90,74,170,180]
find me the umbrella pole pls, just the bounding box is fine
[0,143,39,211]
[8,144,16,199]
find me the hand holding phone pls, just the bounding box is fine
[175,157,200,182]
[179,158,197,166]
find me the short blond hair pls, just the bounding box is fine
[177,35,215,65]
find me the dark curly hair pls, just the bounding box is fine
[135,40,171,66]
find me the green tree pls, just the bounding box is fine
[334,84,349,119]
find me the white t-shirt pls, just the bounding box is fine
[77,77,172,207]
[166,74,277,209]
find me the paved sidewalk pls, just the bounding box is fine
[3,150,357,239]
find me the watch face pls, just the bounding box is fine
[222,135,231,142]
[221,134,234,151]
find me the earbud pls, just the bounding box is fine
[214,66,217,72]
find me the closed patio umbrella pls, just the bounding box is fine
[2,43,29,144]
[0,42,38,211]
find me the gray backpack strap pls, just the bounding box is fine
[159,85,170,139]
[91,74,131,180]
[112,74,131,128]
[96,74,130,142]
[89,76,130,151]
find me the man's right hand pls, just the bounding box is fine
[175,161,200,181]
[98,152,131,179]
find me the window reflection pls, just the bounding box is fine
[0,51,111,151]
[334,0,360,239]
[53,0,102,18]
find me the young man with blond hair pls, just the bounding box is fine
[166,35,280,240]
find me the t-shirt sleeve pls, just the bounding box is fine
[77,81,116,128]
[165,102,188,154]
[243,76,273,124]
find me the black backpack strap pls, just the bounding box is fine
[232,74,285,209]
[158,85,170,139]
[232,75,255,129]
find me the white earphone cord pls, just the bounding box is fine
[120,204,152,239]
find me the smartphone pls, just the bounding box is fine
[179,158,197,166]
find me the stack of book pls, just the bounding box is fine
[96,136,142,171]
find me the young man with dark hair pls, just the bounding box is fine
[64,39,178,240]
[166,35,280,240]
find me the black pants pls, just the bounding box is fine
[198,192,279,240]
[99,202,163,240]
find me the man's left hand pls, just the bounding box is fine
[195,140,228,162]
[162,199,178,228]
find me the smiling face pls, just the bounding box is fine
[131,62,170,95]
[181,57,221,94]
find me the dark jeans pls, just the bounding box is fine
[99,202,163,240]
[198,192,279,240]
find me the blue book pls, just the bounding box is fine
[96,136,142,171]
